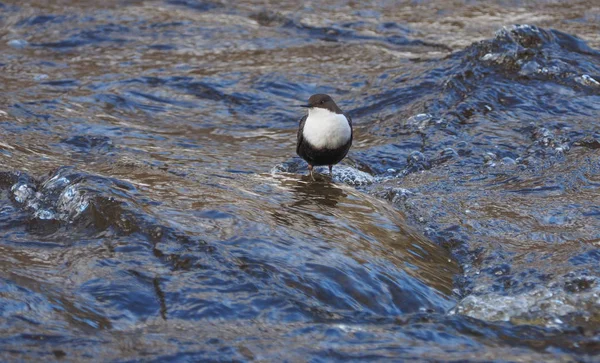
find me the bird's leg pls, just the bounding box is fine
[328,165,333,176]
[308,164,315,180]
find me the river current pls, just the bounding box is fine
[1,1,599,361]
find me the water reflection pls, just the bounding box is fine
[269,174,458,299]
[287,175,346,208]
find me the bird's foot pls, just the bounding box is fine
[308,164,315,181]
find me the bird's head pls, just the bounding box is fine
[299,94,342,114]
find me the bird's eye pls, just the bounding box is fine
[320,100,325,104]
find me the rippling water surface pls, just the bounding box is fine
[1,0,599,361]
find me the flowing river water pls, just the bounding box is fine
[1,0,599,361]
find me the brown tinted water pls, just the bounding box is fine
[1,0,599,361]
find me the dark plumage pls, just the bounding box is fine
[296,94,353,178]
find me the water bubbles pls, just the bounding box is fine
[4,168,144,238]
[56,184,90,220]
[383,187,414,203]
[270,158,305,175]
[331,165,375,186]
[483,154,517,168]
[500,157,516,166]
[574,74,600,87]
[483,152,497,166]
[564,277,595,293]
[553,317,564,325]
[518,60,541,76]
[7,39,28,48]
[452,279,599,326]
[42,175,70,191]
[271,160,373,186]
[533,127,554,146]
[481,53,500,62]
[405,113,433,130]
[495,24,544,46]
[554,144,570,156]
[406,151,431,171]
[34,209,56,220]
[11,182,35,203]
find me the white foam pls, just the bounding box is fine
[271,163,374,186]
[330,165,374,186]
[450,282,600,327]
[575,74,600,87]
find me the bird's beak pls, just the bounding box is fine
[297,104,311,108]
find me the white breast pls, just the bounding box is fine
[302,107,351,149]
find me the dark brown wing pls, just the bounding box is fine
[344,112,353,141]
[296,114,308,155]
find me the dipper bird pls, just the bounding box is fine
[296,94,353,179]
